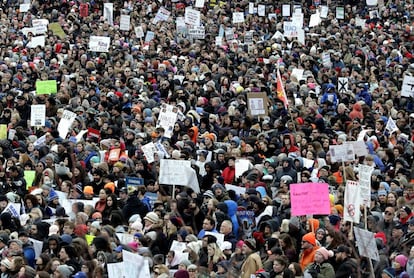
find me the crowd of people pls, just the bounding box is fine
[0,0,412,277]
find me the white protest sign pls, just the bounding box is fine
[338,77,349,93]
[205,231,224,247]
[119,15,130,31]
[30,104,46,127]
[20,3,30,12]
[32,19,49,34]
[225,28,234,41]
[88,36,111,52]
[354,227,379,261]
[103,3,114,25]
[156,110,177,138]
[8,129,16,141]
[141,142,157,164]
[116,233,134,245]
[302,158,315,169]
[185,7,201,26]
[195,0,205,8]
[159,159,200,192]
[244,31,254,45]
[134,26,144,38]
[271,31,284,41]
[144,31,155,42]
[153,7,171,24]
[322,52,332,68]
[107,262,124,278]
[170,240,187,253]
[344,180,361,224]
[27,36,46,48]
[329,144,355,163]
[320,6,329,18]
[358,164,374,207]
[232,12,245,24]
[351,141,368,157]
[33,134,47,147]
[235,159,252,178]
[188,26,205,40]
[401,75,414,97]
[283,22,298,37]
[336,7,345,19]
[215,36,222,46]
[249,2,255,14]
[282,4,291,17]
[29,238,43,258]
[366,0,378,6]
[58,110,77,139]
[385,117,399,134]
[292,12,304,28]
[258,5,266,16]
[248,96,266,116]
[3,203,20,218]
[291,69,304,81]
[356,17,366,27]
[122,251,150,277]
[225,184,246,196]
[309,13,321,27]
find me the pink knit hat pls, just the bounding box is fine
[316,247,334,261]
[395,254,408,268]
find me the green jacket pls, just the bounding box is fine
[304,262,335,278]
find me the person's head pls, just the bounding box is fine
[242,238,256,255]
[315,247,333,263]
[288,262,303,276]
[273,256,288,274]
[301,232,316,250]
[202,216,215,232]
[219,220,232,235]
[335,245,351,262]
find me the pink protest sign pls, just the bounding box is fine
[290,183,331,216]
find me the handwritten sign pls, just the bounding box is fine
[354,227,379,261]
[188,26,205,40]
[119,15,130,31]
[36,80,57,95]
[247,92,268,117]
[358,164,373,207]
[290,183,330,216]
[283,21,298,37]
[232,12,245,24]
[58,110,76,139]
[329,144,355,163]
[401,75,414,98]
[344,180,361,223]
[88,36,111,52]
[153,7,171,24]
[184,7,201,26]
[159,159,200,192]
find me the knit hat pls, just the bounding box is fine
[57,265,74,278]
[382,267,395,278]
[60,234,72,245]
[203,190,214,199]
[143,212,159,224]
[401,206,412,215]
[244,238,256,251]
[104,182,115,193]
[316,247,334,260]
[236,240,244,249]
[308,218,320,231]
[169,216,184,228]
[395,254,408,268]
[83,186,94,195]
[174,270,190,278]
[302,232,316,246]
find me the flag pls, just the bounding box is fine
[276,69,288,109]
[384,117,399,135]
[344,180,361,224]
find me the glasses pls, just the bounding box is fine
[301,240,309,244]
[188,269,196,272]
[385,211,393,215]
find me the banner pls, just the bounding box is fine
[358,164,374,207]
[184,7,201,26]
[30,105,45,127]
[344,180,361,223]
[57,110,76,139]
[290,183,330,216]
[89,36,111,52]
[36,80,57,95]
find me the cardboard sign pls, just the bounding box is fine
[184,7,201,26]
[188,26,205,39]
[159,159,200,192]
[119,15,130,31]
[290,183,331,216]
[89,36,111,52]
[247,92,268,117]
[30,105,45,127]
[153,7,171,24]
[36,80,57,95]
[232,12,245,24]
[48,23,66,39]
[329,144,355,163]
[401,75,414,98]
[58,110,77,139]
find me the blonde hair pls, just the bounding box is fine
[207,243,225,264]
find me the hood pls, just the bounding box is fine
[224,200,238,217]
[188,126,199,143]
[352,102,362,111]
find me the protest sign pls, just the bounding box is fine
[116,233,133,245]
[291,68,304,81]
[156,105,178,138]
[336,7,345,19]
[205,231,224,248]
[107,262,124,278]
[89,36,111,52]
[79,3,88,17]
[358,164,374,207]
[185,8,201,26]
[344,180,361,223]
[235,159,252,178]
[309,13,321,27]
[329,144,355,163]
[153,7,171,24]
[32,19,48,34]
[0,125,6,140]
[36,80,57,95]
[122,250,150,277]
[125,176,145,194]
[225,184,246,196]
[282,4,291,17]
[249,3,255,14]
[366,0,378,5]
[385,117,399,134]
[48,23,66,39]
[292,12,304,28]
[354,227,379,261]
[141,142,157,163]
[401,75,414,98]
[20,3,30,12]
[351,141,368,157]
[145,31,155,42]
[159,159,200,192]
[30,105,45,127]
[188,26,205,40]
[320,6,329,18]
[195,0,205,8]
[24,170,36,189]
[29,238,43,259]
[134,26,144,38]
[232,12,245,24]
[119,15,130,31]
[58,110,76,139]
[290,183,330,216]
[247,92,268,117]
[283,22,298,37]
[4,203,20,218]
[338,77,349,93]
[27,36,45,48]
[225,28,234,41]
[103,3,114,25]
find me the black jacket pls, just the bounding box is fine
[122,195,149,220]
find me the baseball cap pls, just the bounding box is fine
[334,245,351,255]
